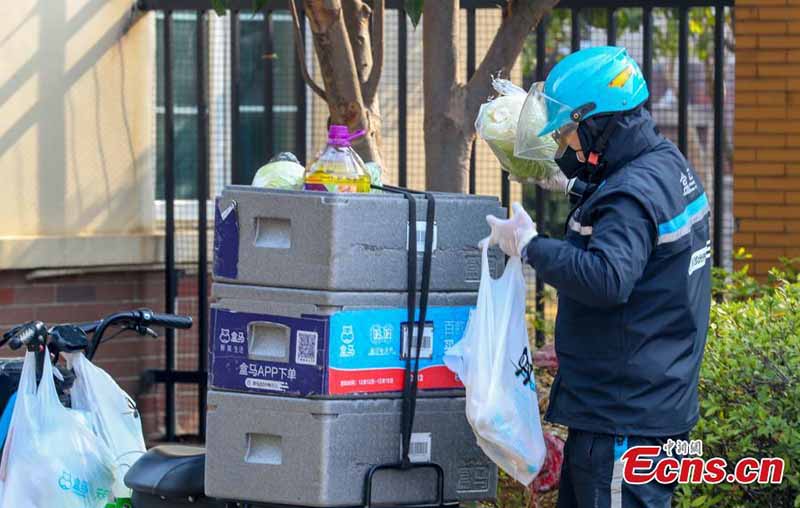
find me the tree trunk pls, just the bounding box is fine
[303,0,382,165]
[422,0,469,192]
[423,0,556,193]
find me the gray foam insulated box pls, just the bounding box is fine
[204,390,497,507]
[213,186,505,291]
[209,284,477,398]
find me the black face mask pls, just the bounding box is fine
[555,146,586,180]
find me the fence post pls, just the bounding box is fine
[534,19,547,348]
[642,6,653,110]
[195,9,210,439]
[230,11,241,184]
[678,6,689,156]
[607,7,616,45]
[294,3,307,165]
[163,9,177,442]
[263,10,275,162]
[398,8,408,188]
[500,6,511,208]
[467,7,476,195]
[713,4,725,267]
[571,7,580,51]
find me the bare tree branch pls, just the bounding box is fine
[362,0,384,104]
[342,0,384,160]
[465,0,556,121]
[343,0,372,80]
[303,0,383,164]
[289,0,328,101]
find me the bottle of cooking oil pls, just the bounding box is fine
[304,125,371,193]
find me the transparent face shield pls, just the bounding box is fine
[515,82,579,161]
[550,122,579,159]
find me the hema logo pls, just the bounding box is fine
[689,241,711,275]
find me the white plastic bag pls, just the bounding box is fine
[444,244,546,485]
[66,352,146,498]
[475,78,558,182]
[0,348,115,507]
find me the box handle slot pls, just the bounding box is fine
[245,433,282,465]
[254,217,291,249]
[247,321,291,363]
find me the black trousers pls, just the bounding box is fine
[556,429,689,508]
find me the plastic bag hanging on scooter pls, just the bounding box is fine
[0,347,116,507]
[66,352,147,499]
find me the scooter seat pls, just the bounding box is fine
[124,445,206,499]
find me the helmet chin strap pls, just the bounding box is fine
[577,111,625,181]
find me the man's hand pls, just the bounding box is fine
[479,202,538,257]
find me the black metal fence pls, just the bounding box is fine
[137,0,734,440]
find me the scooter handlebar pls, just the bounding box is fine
[139,310,193,330]
[6,321,46,351]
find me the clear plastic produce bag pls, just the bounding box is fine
[514,81,571,162]
[251,152,306,190]
[444,244,546,485]
[66,352,146,499]
[475,78,558,182]
[0,349,115,507]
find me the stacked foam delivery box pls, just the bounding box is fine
[205,186,504,507]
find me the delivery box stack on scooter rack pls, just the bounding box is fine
[188,125,506,508]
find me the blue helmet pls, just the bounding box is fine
[537,46,649,138]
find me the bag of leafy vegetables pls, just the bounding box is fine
[252,152,305,190]
[475,78,558,182]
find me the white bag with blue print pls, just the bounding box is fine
[66,352,146,499]
[444,243,546,485]
[0,348,115,507]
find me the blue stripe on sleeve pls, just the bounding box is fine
[658,193,708,236]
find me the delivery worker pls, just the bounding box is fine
[482,46,712,507]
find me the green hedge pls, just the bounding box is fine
[675,264,800,507]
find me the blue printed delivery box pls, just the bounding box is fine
[209,304,473,397]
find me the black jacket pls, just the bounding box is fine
[525,108,711,436]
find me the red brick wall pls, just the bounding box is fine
[0,269,206,440]
[735,1,800,275]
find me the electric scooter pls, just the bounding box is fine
[1,190,472,508]
[2,310,461,508]
[0,310,226,507]
[0,309,193,450]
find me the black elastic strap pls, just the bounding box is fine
[402,192,435,467]
[593,110,625,155]
[584,110,625,167]
[371,185,435,467]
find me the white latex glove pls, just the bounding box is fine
[508,172,571,194]
[479,202,538,257]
